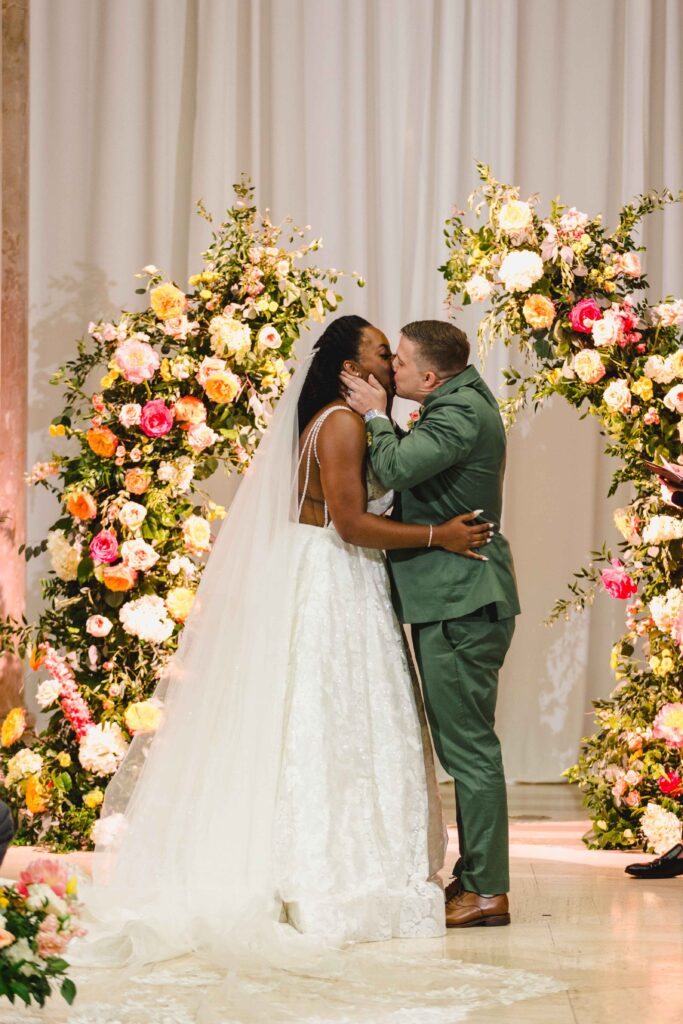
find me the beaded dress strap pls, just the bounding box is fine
[297,406,355,527]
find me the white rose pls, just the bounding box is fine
[654,300,683,328]
[118,501,147,530]
[187,422,219,454]
[120,538,159,572]
[35,679,61,709]
[46,530,81,582]
[465,274,493,303]
[276,259,290,277]
[642,515,683,544]
[119,595,174,644]
[86,614,113,638]
[498,250,544,292]
[592,310,622,347]
[257,325,282,350]
[663,384,683,414]
[643,355,676,384]
[603,379,632,413]
[78,722,129,775]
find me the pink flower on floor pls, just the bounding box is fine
[17,858,69,899]
[37,914,69,958]
[601,559,637,599]
[652,702,683,748]
[140,399,174,437]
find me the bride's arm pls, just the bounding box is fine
[316,411,490,557]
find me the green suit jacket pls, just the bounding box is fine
[366,365,520,625]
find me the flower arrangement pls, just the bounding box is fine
[0,180,359,850]
[0,858,82,1008]
[441,163,683,850]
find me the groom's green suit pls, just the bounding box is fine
[366,365,520,896]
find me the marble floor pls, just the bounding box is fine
[2,784,681,1024]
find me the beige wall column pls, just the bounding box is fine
[0,0,29,711]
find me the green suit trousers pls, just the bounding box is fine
[412,605,515,895]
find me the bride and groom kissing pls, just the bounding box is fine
[74,314,520,967]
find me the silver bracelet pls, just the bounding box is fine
[427,525,433,548]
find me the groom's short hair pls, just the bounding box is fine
[400,320,470,375]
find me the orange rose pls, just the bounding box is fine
[150,282,187,321]
[25,776,48,814]
[174,396,208,429]
[124,468,151,495]
[102,564,138,592]
[87,426,118,458]
[522,293,556,330]
[165,586,196,622]
[204,371,241,405]
[66,490,98,520]
[1,708,26,747]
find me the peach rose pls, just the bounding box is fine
[102,564,138,592]
[187,422,219,453]
[664,384,683,414]
[165,586,196,622]
[613,252,642,278]
[150,282,187,321]
[124,468,151,495]
[196,356,227,386]
[572,349,605,384]
[0,930,15,949]
[174,396,208,428]
[120,538,159,572]
[204,370,241,405]
[119,403,142,428]
[66,490,97,520]
[522,294,555,330]
[87,426,118,458]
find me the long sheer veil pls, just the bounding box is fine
[73,335,319,967]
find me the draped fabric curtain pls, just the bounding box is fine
[27,0,683,780]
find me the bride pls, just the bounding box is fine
[73,315,492,967]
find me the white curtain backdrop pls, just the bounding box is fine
[27,0,683,781]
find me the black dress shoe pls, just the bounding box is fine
[444,876,464,902]
[625,843,683,878]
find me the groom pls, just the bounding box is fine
[342,319,520,928]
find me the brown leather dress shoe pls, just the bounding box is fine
[445,890,510,928]
[444,876,464,902]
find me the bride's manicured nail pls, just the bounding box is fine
[472,509,483,516]
[481,556,489,561]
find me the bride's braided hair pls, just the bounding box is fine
[297,315,371,432]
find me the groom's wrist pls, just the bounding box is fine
[363,409,390,424]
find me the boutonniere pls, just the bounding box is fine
[366,431,373,449]
[406,407,423,432]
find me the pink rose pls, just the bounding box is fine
[187,422,220,453]
[613,252,642,278]
[652,702,683,747]
[601,559,637,599]
[196,356,227,386]
[17,858,69,899]
[86,614,113,637]
[624,790,641,808]
[90,529,119,564]
[113,338,160,384]
[140,399,174,437]
[592,310,623,347]
[569,298,602,334]
[659,772,683,797]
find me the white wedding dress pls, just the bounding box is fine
[13,342,563,1022]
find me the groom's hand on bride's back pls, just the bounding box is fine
[438,511,494,560]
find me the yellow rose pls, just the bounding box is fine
[546,369,562,386]
[670,350,683,377]
[66,876,78,896]
[188,274,202,286]
[498,200,533,233]
[160,358,173,382]
[204,370,241,404]
[660,656,674,674]
[523,294,556,330]
[205,502,226,522]
[124,701,162,736]
[100,373,117,391]
[57,752,72,768]
[165,586,196,622]
[83,789,104,809]
[199,289,213,300]
[182,514,212,554]
[649,655,661,670]
[631,378,653,402]
[49,424,66,437]
[150,282,186,320]
[1,708,27,748]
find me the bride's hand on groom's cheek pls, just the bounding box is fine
[340,372,388,415]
